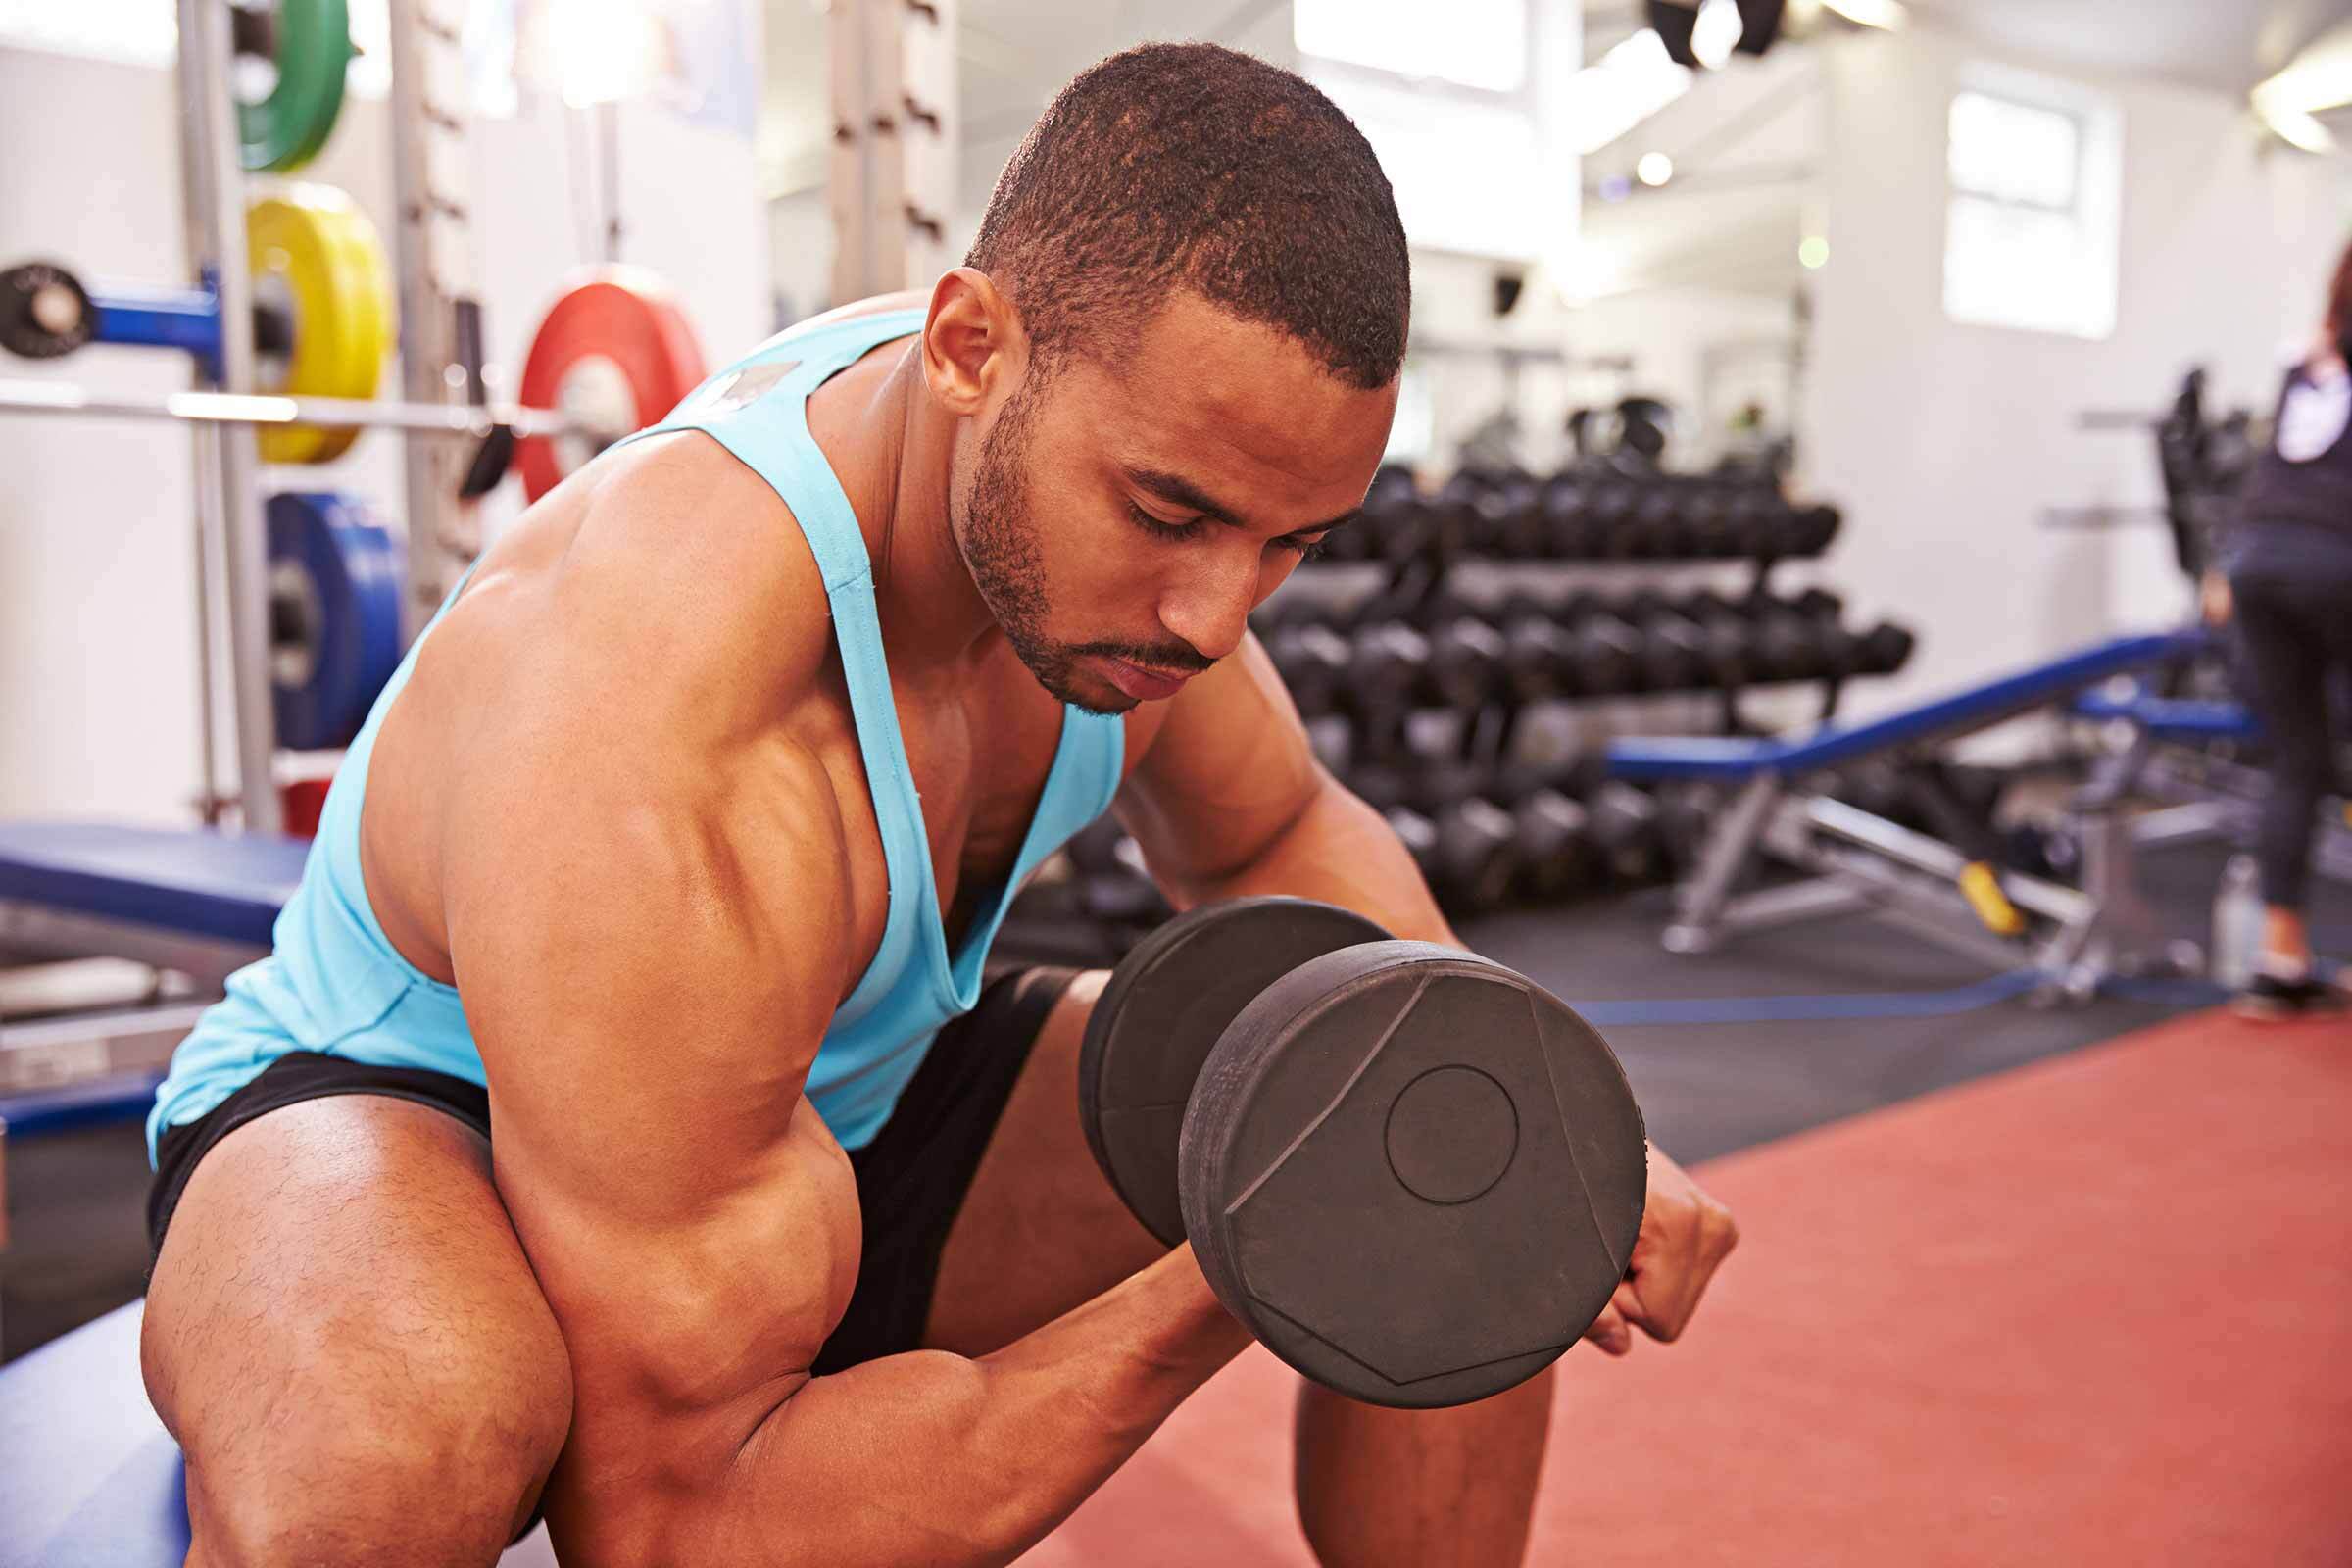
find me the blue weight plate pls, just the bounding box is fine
[267,491,404,752]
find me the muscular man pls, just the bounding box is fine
[140,44,1737,1567]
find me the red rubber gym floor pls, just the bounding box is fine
[1021,1008,2352,1566]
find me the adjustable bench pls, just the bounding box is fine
[2072,685,2352,885]
[0,824,308,1339]
[0,820,303,1110]
[1608,632,2202,998]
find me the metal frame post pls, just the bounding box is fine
[177,0,282,832]
[829,0,958,301]
[386,0,481,635]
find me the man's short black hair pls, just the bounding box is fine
[966,42,1409,391]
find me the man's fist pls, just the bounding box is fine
[1584,1144,1739,1357]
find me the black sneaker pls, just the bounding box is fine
[2232,972,2349,1021]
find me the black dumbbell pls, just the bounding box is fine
[1267,622,1352,717]
[1434,470,1507,556]
[1788,503,1841,557]
[1427,797,1521,911]
[1680,491,1734,557]
[1077,898,1647,1408]
[1631,488,1690,558]
[1542,480,1593,559]
[1489,471,1545,558]
[1720,490,1790,558]
[1583,484,1641,557]
[1619,593,1713,692]
[1511,788,1592,902]
[1852,620,1916,677]
[1661,592,1760,686]
[1586,782,1664,884]
[1348,622,1431,711]
[1426,616,1506,709]
[1564,611,1646,697]
[1745,605,1825,682]
[1499,614,1574,703]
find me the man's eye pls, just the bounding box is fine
[1285,536,1333,561]
[1128,502,1199,540]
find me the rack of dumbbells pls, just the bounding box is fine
[1000,459,1921,967]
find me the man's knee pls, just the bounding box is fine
[183,1361,571,1568]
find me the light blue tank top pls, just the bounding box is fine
[148,307,1125,1158]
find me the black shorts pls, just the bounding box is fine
[148,964,1085,1375]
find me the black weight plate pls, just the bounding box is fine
[1178,942,1646,1409]
[1079,897,1393,1247]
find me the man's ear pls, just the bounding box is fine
[923,268,1028,417]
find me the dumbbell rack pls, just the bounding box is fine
[1247,464,1918,917]
[990,464,1928,959]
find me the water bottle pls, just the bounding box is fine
[2211,855,2264,989]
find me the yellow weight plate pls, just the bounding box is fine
[245,185,395,465]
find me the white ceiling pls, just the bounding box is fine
[1910,0,2352,96]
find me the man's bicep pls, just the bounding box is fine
[1116,631,1327,890]
[445,717,852,1222]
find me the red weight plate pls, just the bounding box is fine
[516,269,707,501]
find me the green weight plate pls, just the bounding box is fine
[1078,897,1392,1248]
[239,0,353,172]
[1178,941,1647,1409]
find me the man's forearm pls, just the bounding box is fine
[695,1247,1250,1568]
[1172,779,1463,948]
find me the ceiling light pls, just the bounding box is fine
[1637,152,1676,186]
[1693,0,1743,68]
[1823,0,1905,29]
[1565,28,1695,156]
[2258,103,2336,153]
[1798,235,1830,269]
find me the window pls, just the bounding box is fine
[1310,74,1546,259]
[1297,0,1575,263]
[1942,72,2120,339]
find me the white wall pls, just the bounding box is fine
[0,44,768,824]
[1801,26,2352,717]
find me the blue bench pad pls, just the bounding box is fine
[2073,690,2264,743]
[0,822,306,948]
[1607,632,2196,782]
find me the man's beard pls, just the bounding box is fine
[955,385,1127,714]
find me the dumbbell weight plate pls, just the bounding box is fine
[1078,897,1393,1247]
[238,0,354,172]
[267,490,403,751]
[517,269,708,501]
[246,187,394,465]
[1179,941,1647,1409]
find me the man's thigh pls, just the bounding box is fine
[922,968,1171,1356]
[144,1094,573,1558]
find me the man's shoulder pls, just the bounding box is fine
[490,434,837,728]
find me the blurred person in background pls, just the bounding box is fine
[2202,235,2352,1019]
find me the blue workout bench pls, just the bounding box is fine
[2072,684,2352,887]
[0,824,309,1348]
[0,820,304,1127]
[0,1301,555,1565]
[1607,632,2203,997]
[0,830,568,1564]
[2073,688,2264,746]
